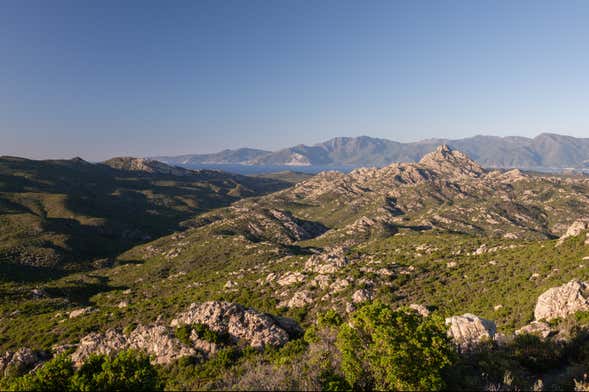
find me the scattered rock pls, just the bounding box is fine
[446,261,458,268]
[117,301,128,309]
[31,288,47,298]
[277,272,305,286]
[345,302,355,313]
[352,288,373,304]
[284,290,314,308]
[534,280,589,321]
[69,307,94,319]
[224,280,238,289]
[445,313,496,351]
[557,219,589,246]
[409,304,430,317]
[0,348,46,377]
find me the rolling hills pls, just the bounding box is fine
[0,156,289,274]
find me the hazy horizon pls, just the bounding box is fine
[2,1,589,160]
[2,131,587,162]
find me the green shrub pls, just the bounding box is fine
[3,351,161,391]
[193,323,229,344]
[3,353,74,391]
[71,350,160,391]
[317,310,343,328]
[336,302,455,391]
[210,347,240,369]
[175,324,192,346]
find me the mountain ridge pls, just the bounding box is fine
[154,133,589,170]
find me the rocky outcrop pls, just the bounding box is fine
[557,219,589,246]
[409,304,430,317]
[445,313,496,351]
[69,307,95,319]
[418,145,485,179]
[102,157,192,176]
[352,288,373,304]
[66,302,301,367]
[0,348,46,377]
[304,248,349,274]
[534,280,589,321]
[277,272,305,286]
[71,324,196,366]
[516,321,552,339]
[170,301,300,349]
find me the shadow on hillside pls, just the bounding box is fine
[44,274,127,305]
[0,157,293,275]
[0,263,68,283]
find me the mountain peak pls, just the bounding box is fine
[102,157,192,176]
[419,145,485,177]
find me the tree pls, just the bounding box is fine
[336,302,455,391]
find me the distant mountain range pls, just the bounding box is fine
[155,133,589,170]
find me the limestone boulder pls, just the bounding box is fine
[445,313,496,351]
[534,280,589,321]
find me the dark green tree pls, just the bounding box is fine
[336,302,455,391]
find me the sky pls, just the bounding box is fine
[1,0,589,160]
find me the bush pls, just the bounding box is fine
[3,350,161,391]
[193,323,230,344]
[175,324,192,345]
[336,302,455,391]
[317,310,343,328]
[3,354,74,391]
[71,350,160,391]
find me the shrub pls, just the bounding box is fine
[336,302,455,391]
[3,354,74,391]
[175,324,192,346]
[71,350,160,391]
[317,310,343,328]
[193,323,229,344]
[4,350,161,391]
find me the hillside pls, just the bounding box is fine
[0,156,289,274]
[157,133,589,170]
[4,147,589,390]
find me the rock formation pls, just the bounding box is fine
[170,301,301,349]
[557,219,589,246]
[0,348,46,377]
[445,313,496,351]
[534,280,589,321]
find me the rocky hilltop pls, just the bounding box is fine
[102,157,195,176]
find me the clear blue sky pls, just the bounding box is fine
[1,0,589,160]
